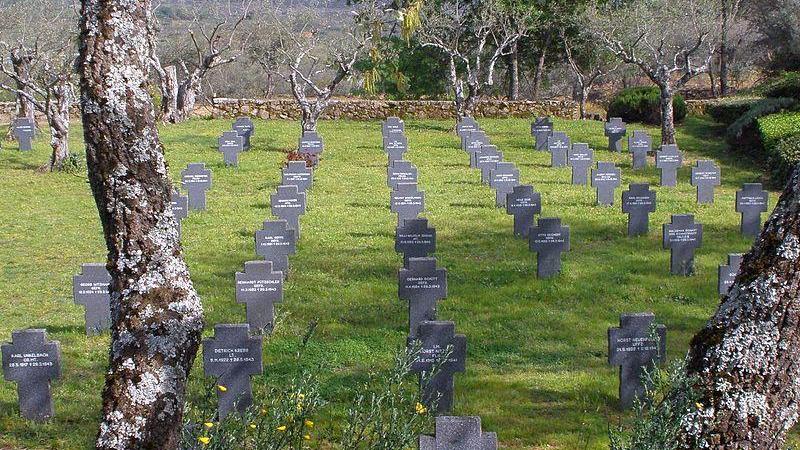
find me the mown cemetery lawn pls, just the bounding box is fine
[0,116,788,448]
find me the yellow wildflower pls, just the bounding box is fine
[304,435,311,440]
[304,419,314,428]
[696,402,704,410]
[198,436,211,445]
[415,402,427,414]
[217,385,227,392]
[277,425,287,432]
[249,423,257,429]
[203,422,214,429]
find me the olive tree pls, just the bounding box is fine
[588,0,718,144]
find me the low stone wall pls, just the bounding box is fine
[686,99,720,116]
[210,98,580,120]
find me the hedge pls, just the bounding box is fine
[607,86,687,125]
[706,97,762,125]
[725,97,797,148]
[761,72,800,100]
[757,112,800,187]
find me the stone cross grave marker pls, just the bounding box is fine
[270,185,306,237]
[385,134,408,163]
[529,217,570,278]
[282,161,313,193]
[604,117,627,152]
[72,263,111,335]
[181,163,212,210]
[255,220,296,276]
[662,214,703,276]
[409,320,466,414]
[387,160,418,190]
[396,219,436,267]
[171,187,188,237]
[547,132,570,167]
[568,143,593,185]
[591,162,622,206]
[2,329,61,421]
[531,117,553,151]
[13,118,35,151]
[235,261,283,333]
[382,116,405,136]
[399,257,447,338]
[506,185,542,237]
[299,131,324,165]
[655,144,682,187]
[690,160,721,204]
[232,117,254,150]
[718,253,743,295]
[471,143,499,170]
[419,416,498,450]
[489,162,520,207]
[203,324,263,419]
[476,146,503,185]
[628,130,651,169]
[622,183,656,237]
[391,182,425,225]
[456,117,479,136]
[464,131,489,162]
[736,183,768,236]
[608,313,666,409]
[218,131,244,166]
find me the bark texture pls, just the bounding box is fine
[46,81,71,170]
[10,45,36,125]
[78,0,204,448]
[659,86,677,145]
[507,41,519,100]
[677,166,800,448]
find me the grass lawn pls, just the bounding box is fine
[0,115,787,449]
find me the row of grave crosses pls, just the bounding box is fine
[384,116,498,449]
[203,132,320,420]
[217,117,254,166]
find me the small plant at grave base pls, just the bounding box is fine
[607,359,704,450]
[335,341,440,450]
[285,150,316,167]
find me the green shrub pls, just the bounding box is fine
[758,112,800,187]
[607,86,687,125]
[761,72,800,100]
[705,97,762,125]
[725,97,796,149]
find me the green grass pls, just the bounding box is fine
[0,116,785,449]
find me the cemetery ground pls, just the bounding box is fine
[0,116,789,449]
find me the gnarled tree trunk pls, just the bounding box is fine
[659,84,677,144]
[10,46,36,124]
[78,0,204,448]
[46,82,71,171]
[508,41,519,100]
[159,65,179,123]
[676,165,800,449]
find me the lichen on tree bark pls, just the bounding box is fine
[77,0,204,448]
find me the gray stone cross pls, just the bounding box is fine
[489,162,520,207]
[391,182,425,226]
[718,253,743,295]
[628,130,651,169]
[387,160,418,190]
[604,117,627,152]
[235,261,283,333]
[395,218,436,267]
[456,117,480,137]
[2,329,61,421]
[171,187,189,237]
[531,117,553,151]
[203,324,263,419]
[398,257,447,338]
[12,117,35,151]
[299,131,324,165]
[528,217,570,278]
[736,183,768,236]
[382,116,405,136]
[218,131,244,166]
[232,117,254,150]
[464,131,489,162]
[254,220,296,276]
[690,160,721,204]
[281,161,313,193]
[72,263,111,335]
[506,184,542,237]
[662,214,703,276]
[591,162,621,206]
[567,143,593,185]
[655,144,682,187]
[622,183,656,237]
[548,132,570,167]
[608,313,666,409]
[419,416,498,450]
[270,185,306,237]
[181,163,212,210]
[385,134,408,163]
[475,146,503,185]
[409,320,466,414]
